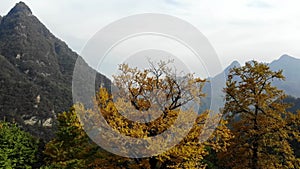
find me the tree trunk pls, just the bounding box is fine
[252,139,259,169]
[252,106,259,169]
[149,157,162,169]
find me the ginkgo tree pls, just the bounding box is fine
[76,60,233,169]
[219,61,300,169]
[43,107,136,169]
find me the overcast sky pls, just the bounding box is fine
[1,0,300,75]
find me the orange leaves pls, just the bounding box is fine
[46,60,235,168]
[88,61,232,168]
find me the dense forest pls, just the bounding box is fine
[1,61,300,169]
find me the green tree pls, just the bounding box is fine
[0,121,39,169]
[219,61,300,169]
[43,107,93,168]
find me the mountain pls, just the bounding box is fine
[270,54,300,98]
[199,61,241,113]
[0,2,110,140]
[220,55,300,98]
[200,54,300,113]
[284,96,300,113]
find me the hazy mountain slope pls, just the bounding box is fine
[200,54,300,112]
[199,61,241,113]
[270,54,300,98]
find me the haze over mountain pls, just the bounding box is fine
[0,2,110,140]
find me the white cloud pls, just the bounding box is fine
[247,0,272,8]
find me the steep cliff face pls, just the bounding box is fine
[0,2,110,140]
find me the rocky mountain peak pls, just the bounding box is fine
[0,1,52,39]
[224,60,240,74]
[7,1,32,16]
[271,54,300,67]
[0,1,61,80]
[229,60,241,67]
[0,2,111,140]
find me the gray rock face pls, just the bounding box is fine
[42,118,53,128]
[7,2,32,16]
[23,116,38,126]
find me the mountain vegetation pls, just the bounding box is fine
[0,2,110,141]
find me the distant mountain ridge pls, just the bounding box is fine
[269,54,300,98]
[0,2,110,140]
[200,54,300,112]
[213,54,300,98]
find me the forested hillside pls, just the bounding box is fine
[0,2,110,140]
